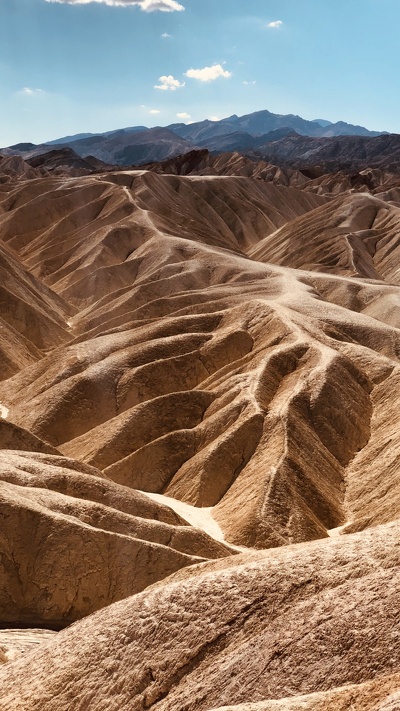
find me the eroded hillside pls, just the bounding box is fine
[0,165,399,710]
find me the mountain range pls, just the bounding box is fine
[1,108,390,169]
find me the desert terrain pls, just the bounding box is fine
[0,149,399,709]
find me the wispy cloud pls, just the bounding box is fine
[266,20,283,29]
[154,74,185,91]
[161,32,172,37]
[185,64,232,83]
[243,80,256,86]
[149,109,161,114]
[16,87,46,96]
[208,116,220,122]
[45,0,185,10]
[176,112,191,120]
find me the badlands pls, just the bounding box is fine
[0,152,400,709]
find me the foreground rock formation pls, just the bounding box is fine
[1,520,399,709]
[0,161,399,707]
[0,450,230,626]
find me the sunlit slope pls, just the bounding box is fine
[0,172,324,306]
[249,192,400,283]
[0,240,71,377]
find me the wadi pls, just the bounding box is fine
[0,125,400,710]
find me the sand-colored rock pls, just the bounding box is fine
[2,172,400,550]
[0,629,57,664]
[0,519,399,710]
[0,155,43,183]
[0,450,230,625]
[249,192,400,283]
[0,166,400,707]
[0,420,58,454]
[0,171,324,304]
[0,240,71,353]
[207,672,400,709]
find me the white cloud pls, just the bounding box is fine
[161,32,172,37]
[266,20,283,28]
[141,0,183,8]
[154,74,185,91]
[243,80,256,86]
[176,112,191,120]
[17,87,46,96]
[208,116,220,122]
[149,109,161,114]
[45,0,184,10]
[185,64,232,83]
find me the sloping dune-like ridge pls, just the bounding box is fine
[0,275,391,548]
[0,172,325,306]
[2,172,400,551]
[249,192,400,283]
[207,674,400,710]
[0,420,58,454]
[0,241,72,376]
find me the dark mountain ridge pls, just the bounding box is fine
[1,107,386,167]
[46,125,148,146]
[250,132,400,172]
[26,147,113,173]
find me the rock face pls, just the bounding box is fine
[0,520,399,710]
[0,450,230,626]
[0,161,400,707]
[143,148,400,197]
[251,132,400,172]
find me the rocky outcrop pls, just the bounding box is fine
[0,450,230,626]
[0,519,399,709]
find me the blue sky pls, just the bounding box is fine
[1,0,400,145]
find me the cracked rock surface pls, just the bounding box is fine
[0,519,399,709]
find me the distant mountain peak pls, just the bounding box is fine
[9,142,37,151]
[312,119,333,127]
